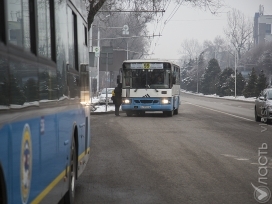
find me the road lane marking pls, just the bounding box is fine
[221,154,237,158]
[184,102,254,122]
[221,154,250,162]
[235,158,249,161]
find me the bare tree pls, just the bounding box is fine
[86,0,224,31]
[180,39,203,60]
[202,36,231,68]
[224,8,253,60]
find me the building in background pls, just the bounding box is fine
[253,5,272,45]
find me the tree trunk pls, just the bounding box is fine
[88,0,107,31]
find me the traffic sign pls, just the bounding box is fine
[122,25,129,35]
[93,46,100,57]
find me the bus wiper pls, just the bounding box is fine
[154,89,158,92]
[134,89,138,92]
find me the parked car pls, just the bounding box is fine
[255,88,272,122]
[98,88,115,104]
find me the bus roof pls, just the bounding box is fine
[123,59,177,64]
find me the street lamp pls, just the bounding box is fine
[122,25,129,60]
[234,50,237,98]
[95,15,110,94]
[234,47,242,98]
[196,57,199,93]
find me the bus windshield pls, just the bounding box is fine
[123,68,170,89]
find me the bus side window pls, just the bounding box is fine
[7,0,31,50]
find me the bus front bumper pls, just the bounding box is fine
[121,104,173,111]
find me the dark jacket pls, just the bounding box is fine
[113,84,122,106]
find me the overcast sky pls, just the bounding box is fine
[146,0,272,62]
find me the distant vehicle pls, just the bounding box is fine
[99,88,115,104]
[120,59,180,117]
[255,88,272,122]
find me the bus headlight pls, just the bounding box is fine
[123,99,131,104]
[161,98,170,104]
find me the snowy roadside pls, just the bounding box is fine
[180,89,256,103]
[90,97,117,113]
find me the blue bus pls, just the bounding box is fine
[120,59,181,116]
[0,0,91,203]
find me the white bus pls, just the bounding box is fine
[120,59,181,116]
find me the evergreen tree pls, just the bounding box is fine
[255,70,267,97]
[236,72,246,96]
[201,58,221,95]
[180,66,188,90]
[197,52,206,92]
[216,67,234,96]
[243,68,258,98]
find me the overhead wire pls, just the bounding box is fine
[147,0,169,58]
[150,1,182,57]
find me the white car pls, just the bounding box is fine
[255,88,272,123]
[98,88,115,104]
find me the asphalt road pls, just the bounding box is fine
[75,93,272,204]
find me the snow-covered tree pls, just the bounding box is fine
[243,68,258,98]
[236,72,245,96]
[201,58,221,94]
[255,70,267,96]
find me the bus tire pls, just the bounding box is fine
[64,136,77,204]
[0,165,7,204]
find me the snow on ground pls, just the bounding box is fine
[90,97,116,112]
[91,91,256,113]
[180,90,256,102]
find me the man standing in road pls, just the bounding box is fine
[113,83,122,116]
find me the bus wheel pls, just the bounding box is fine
[174,108,178,115]
[64,136,77,204]
[126,111,132,117]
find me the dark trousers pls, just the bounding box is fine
[115,105,120,116]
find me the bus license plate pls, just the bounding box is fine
[141,106,151,109]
